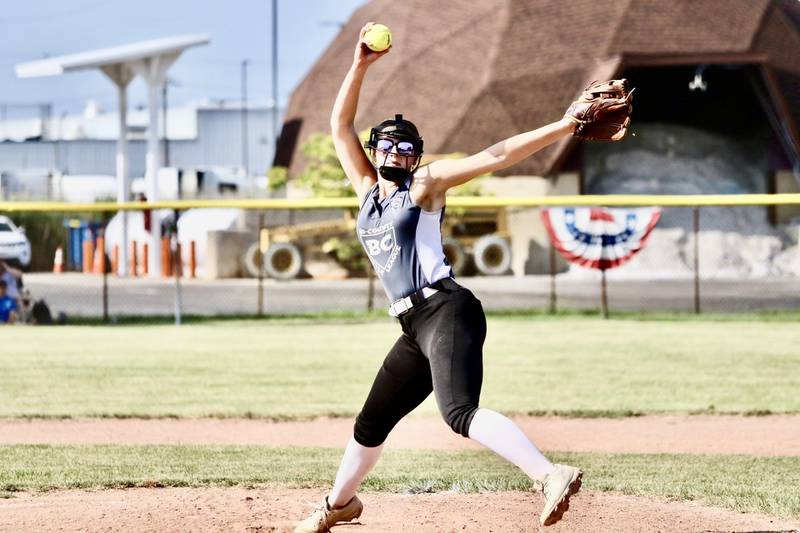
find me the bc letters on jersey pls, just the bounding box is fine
[359,223,401,274]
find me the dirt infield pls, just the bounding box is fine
[2,415,799,532]
[2,414,799,455]
[1,487,798,533]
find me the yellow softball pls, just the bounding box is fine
[363,23,392,52]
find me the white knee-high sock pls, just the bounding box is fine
[328,437,384,508]
[468,408,555,482]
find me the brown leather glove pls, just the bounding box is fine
[565,79,634,141]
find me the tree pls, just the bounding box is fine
[295,133,356,198]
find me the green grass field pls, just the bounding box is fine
[0,446,798,518]
[2,316,799,418]
[2,315,799,520]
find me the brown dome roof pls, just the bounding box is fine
[276,0,800,177]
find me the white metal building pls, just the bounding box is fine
[0,102,282,180]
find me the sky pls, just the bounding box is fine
[0,0,367,119]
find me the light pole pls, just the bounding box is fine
[241,59,249,177]
[271,0,278,143]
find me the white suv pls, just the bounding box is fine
[0,216,31,270]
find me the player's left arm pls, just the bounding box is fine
[416,117,576,193]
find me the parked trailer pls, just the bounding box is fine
[242,212,357,279]
[242,207,512,280]
[442,207,511,276]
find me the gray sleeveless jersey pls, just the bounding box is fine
[356,179,453,302]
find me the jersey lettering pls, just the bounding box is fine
[359,223,400,274]
[365,238,381,256]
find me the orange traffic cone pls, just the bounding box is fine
[189,240,197,279]
[82,240,94,274]
[161,236,172,277]
[92,236,106,274]
[130,240,138,277]
[142,243,149,276]
[53,246,64,273]
[111,245,119,275]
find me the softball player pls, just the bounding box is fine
[295,23,583,532]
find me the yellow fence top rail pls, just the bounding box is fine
[3,194,800,212]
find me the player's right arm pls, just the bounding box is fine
[330,23,390,203]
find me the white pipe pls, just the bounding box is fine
[146,66,162,277]
[116,83,129,277]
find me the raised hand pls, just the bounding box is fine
[354,22,391,67]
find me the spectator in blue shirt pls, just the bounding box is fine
[0,279,18,324]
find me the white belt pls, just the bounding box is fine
[388,287,439,317]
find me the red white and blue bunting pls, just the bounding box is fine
[541,207,661,270]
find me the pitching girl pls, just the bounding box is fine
[295,22,585,533]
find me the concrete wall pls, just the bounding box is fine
[205,230,254,279]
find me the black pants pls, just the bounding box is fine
[354,281,487,447]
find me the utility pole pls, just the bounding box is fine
[241,59,249,176]
[41,103,52,139]
[272,0,279,143]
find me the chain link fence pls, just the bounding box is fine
[3,199,800,323]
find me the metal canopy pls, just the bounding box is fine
[16,34,209,78]
[15,34,210,277]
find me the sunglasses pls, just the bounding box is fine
[374,138,418,156]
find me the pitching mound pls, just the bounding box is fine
[1,487,798,533]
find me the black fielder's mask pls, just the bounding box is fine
[364,114,424,184]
